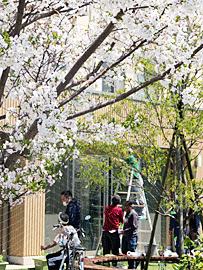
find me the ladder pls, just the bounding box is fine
[116,168,157,253]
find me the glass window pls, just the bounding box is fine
[45,157,112,251]
[45,155,167,252]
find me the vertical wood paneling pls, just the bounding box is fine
[9,203,25,256]
[9,192,45,257]
[166,217,170,248]
[24,192,45,256]
[194,149,203,181]
[0,98,45,257]
[0,98,18,126]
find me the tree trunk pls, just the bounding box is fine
[144,131,176,270]
[176,135,185,256]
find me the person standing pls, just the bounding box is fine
[188,208,201,242]
[102,195,123,257]
[169,209,180,255]
[121,200,139,270]
[125,152,145,217]
[61,190,81,231]
[125,153,140,180]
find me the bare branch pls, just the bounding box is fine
[58,38,147,107]
[155,210,177,220]
[63,61,104,90]
[20,6,64,29]
[56,21,116,95]
[64,42,203,121]
[10,0,26,36]
[20,3,91,31]
[0,115,6,120]
[0,67,10,104]
[0,0,25,102]
[58,25,168,107]
[64,72,171,120]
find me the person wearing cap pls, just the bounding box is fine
[102,195,123,258]
[121,200,139,269]
[40,212,80,251]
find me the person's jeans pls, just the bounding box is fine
[122,235,138,269]
[174,227,180,255]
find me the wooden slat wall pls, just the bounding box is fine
[9,204,25,256]
[9,192,45,257]
[193,149,203,181]
[0,98,18,126]
[0,98,16,256]
[24,192,45,256]
[0,97,45,257]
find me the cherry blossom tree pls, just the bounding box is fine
[97,49,203,261]
[0,0,203,205]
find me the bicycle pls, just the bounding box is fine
[46,223,86,270]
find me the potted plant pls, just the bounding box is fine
[0,255,8,270]
[158,245,164,256]
[33,253,48,270]
[144,244,157,256]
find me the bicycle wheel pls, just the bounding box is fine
[72,252,81,270]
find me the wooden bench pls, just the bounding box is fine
[84,254,179,270]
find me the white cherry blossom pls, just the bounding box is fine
[0,0,203,205]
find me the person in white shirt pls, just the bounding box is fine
[41,212,80,251]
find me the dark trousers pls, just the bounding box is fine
[174,227,180,255]
[102,231,120,255]
[122,235,138,269]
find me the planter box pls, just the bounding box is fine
[158,249,164,256]
[33,257,48,270]
[144,244,157,256]
[0,261,8,270]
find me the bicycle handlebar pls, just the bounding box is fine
[52,224,62,230]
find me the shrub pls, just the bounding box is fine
[172,237,203,270]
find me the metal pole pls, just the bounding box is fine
[72,159,75,197]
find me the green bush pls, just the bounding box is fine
[172,237,203,270]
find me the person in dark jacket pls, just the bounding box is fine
[169,209,181,255]
[61,190,81,231]
[188,208,201,242]
[121,200,139,269]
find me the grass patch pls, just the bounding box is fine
[147,262,174,269]
[116,261,174,269]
